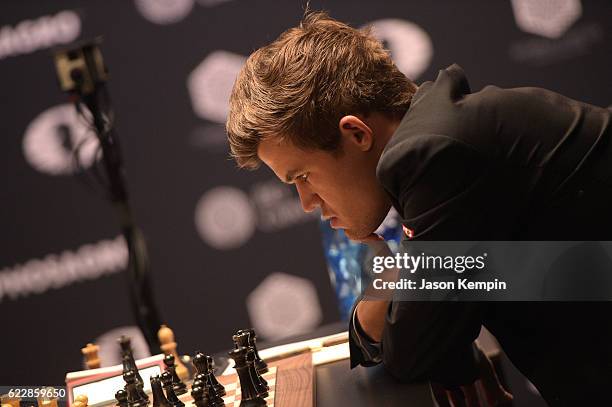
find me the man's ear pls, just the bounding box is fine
[339,115,374,151]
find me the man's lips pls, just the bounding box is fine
[320,212,335,221]
[329,217,340,228]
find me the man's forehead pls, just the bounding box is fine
[257,138,304,183]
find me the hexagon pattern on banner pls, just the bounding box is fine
[187,50,247,123]
[511,0,582,39]
[247,272,323,340]
[194,186,257,250]
[365,19,433,80]
[22,104,100,176]
[134,0,195,25]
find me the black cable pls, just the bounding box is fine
[80,85,162,353]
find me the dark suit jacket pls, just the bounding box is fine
[353,64,612,405]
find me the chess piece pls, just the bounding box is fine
[190,385,209,407]
[205,355,226,397]
[246,349,268,397]
[38,388,60,407]
[81,343,101,369]
[123,354,148,400]
[163,354,187,395]
[191,352,208,384]
[192,379,223,407]
[119,336,147,400]
[75,394,89,406]
[1,395,20,407]
[124,370,149,407]
[115,389,128,407]
[228,347,266,407]
[150,376,172,407]
[158,325,189,380]
[192,352,226,397]
[119,336,143,381]
[191,379,206,393]
[233,331,268,394]
[237,329,268,373]
[160,371,184,407]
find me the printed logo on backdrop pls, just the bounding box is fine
[134,0,234,25]
[188,50,246,123]
[194,181,317,250]
[509,0,602,65]
[187,50,246,149]
[364,19,433,80]
[0,10,81,61]
[511,0,582,39]
[194,186,257,250]
[134,0,195,25]
[0,236,127,303]
[23,104,100,175]
[247,272,323,340]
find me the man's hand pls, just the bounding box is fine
[354,235,397,342]
[355,300,389,342]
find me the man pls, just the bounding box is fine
[226,11,612,406]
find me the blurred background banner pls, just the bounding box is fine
[0,2,610,398]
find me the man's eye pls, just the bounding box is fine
[298,173,310,183]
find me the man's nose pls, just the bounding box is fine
[295,182,320,213]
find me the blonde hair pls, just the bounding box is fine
[226,11,417,169]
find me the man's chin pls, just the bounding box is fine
[343,228,373,242]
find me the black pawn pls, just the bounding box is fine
[163,354,187,395]
[205,382,226,407]
[192,352,207,376]
[161,371,184,407]
[246,349,268,397]
[238,329,268,373]
[193,378,222,406]
[150,376,172,407]
[194,379,224,407]
[115,389,128,407]
[119,336,140,376]
[192,352,226,397]
[205,355,226,397]
[228,347,266,407]
[119,335,130,353]
[190,385,209,407]
[120,336,147,400]
[123,354,148,401]
[191,378,206,392]
[124,370,149,407]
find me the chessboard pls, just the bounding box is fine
[65,326,325,407]
[178,353,313,407]
[211,366,278,406]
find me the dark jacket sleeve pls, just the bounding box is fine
[371,132,497,386]
[348,296,383,368]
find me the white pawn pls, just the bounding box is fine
[74,395,88,407]
[158,324,188,380]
